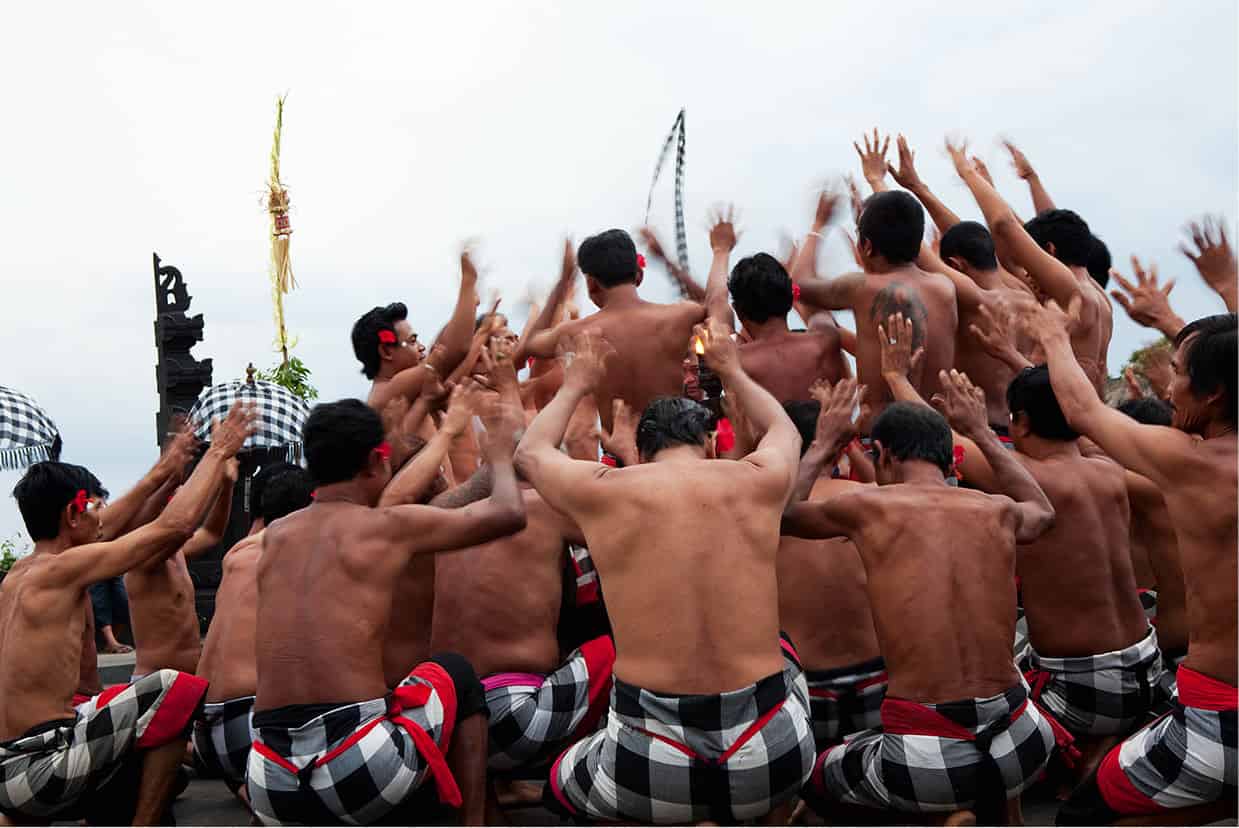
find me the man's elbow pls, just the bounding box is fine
[486,500,527,537]
[990,212,1021,241]
[1020,505,1056,543]
[152,512,196,546]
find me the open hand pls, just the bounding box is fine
[480,395,525,458]
[844,175,865,222]
[1002,139,1037,180]
[886,134,923,191]
[441,383,481,439]
[1019,294,1082,345]
[708,204,740,253]
[944,136,973,178]
[813,189,841,231]
[1110,256,1179,331]
[1123,365,1145,401]
[1180,216,1237,299]
[560,330,615,394]
[157,425,199,481]
[598,399,641,466]
[878,312,924,380]
[211,401,258,457]
[971,156,994,187]
[853,128,890,187]
[931,369,988,438]
[969,300,1023,364]
[809,377,868,453]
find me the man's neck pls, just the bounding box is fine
[313,480,376,508]
[33,537,73,557]
[597,284,643,309]
[742,316,791,341]
[866,259,920,277]
[1016,436,1081,461]
[970,267,1003,291]
[1201,421,1238,442]
[889,460,949,485]
[649,445,708,464]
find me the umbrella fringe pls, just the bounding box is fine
[0,443,56,472]
[284,443,303,465]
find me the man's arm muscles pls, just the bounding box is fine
[181,473,237,560]
[781,498,856,540]
[428,250,482,374]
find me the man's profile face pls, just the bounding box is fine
[1168,338,1206,434]
[391,319,426,370]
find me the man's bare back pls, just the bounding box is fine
[430,490,578,677]
[197,535,261,702]
[126,550,202,676]
[1124,472,1186,654]
[777,477,879,671]
[741,328,849,404]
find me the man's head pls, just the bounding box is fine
[1006,365,1079,445]
[856,191,925,270]
[868,402,953,484]
[636,397,715,462]
[783,400,822,458]
[303,399,391,504]
[351,302,426,380]
[13,461,109,545]
[1086,235,1111,289]
[258,466,315,525]
[1024,209,1092,268]
[1117,397,1173,426]
[1169,313,1237,433]
[728,253,793,328]
[578,230,641,307]
[250,461,302,529]
[939,221,998,274]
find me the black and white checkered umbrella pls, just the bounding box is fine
[0,386,62,471]
[188,379,311,463]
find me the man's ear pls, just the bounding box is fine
[633,270,644,288]
[63,502,81,533]
[1044,241,1057,257]
[946,255,968,273]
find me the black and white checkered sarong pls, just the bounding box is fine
[247,661,458,825]
[806,683,1055,815]
[547,644,815,823]
[191,695,255,786]
[0,671,207,819]
[188,380,311,463]
[0,385,60,471]
[485,635,614,771]
[1025,626,1165,737]
[804,657,888,748]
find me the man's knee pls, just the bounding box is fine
[427,652,486,722]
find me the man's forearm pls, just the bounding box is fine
[791,442,836,502]
[485,455,521,518]
[99,463,175,541]
[513,268,575,368]
[381,432,454,506]
[908,183,961,234]
[520,382,588,456]
[962,425,1051,511]
[156,448,230,540]
[433,280,478,373]
[429,464,493,509]
[1040,329,1107,429]
[718,365,787,438]
[1025,174,1055,215]
[704,249,733,327]
[884,373,931,408]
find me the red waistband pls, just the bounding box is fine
[881,696,1029,740]
[1177,666,1239,711]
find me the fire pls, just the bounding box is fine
[693,337,705,356]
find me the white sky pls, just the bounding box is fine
[1,1,1235,540]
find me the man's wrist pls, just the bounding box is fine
[711,246,732,257]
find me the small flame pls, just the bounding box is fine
[693,337,705,356]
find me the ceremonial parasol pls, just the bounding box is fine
[187,370,311,463]
[0,386,62,471]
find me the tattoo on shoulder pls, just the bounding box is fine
[869,282,929,351]
[428,465,494,509]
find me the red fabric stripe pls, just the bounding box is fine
[548,747,579,815]
[96,685,127,708]
[576,578,599,606]
[717,699,786,763]
[1022,669,1082,767]
[779,636,800,664]
[252,740,300,776]
[391,715,462,808]
[881,697,976,740]
[314,717,385,768]
[1097,741,1163,815]
[853,671,889,692]
[808,688,840,700]
[135,673,208,748]
[400,661,458,751]
[572,636,616,739]
[1177,666,1239,712]
[71,693,92,707]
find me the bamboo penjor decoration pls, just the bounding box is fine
[267,95,295,366]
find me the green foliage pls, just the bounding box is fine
[0,533,31,575]
[1127,338,1172,371]
[256,356,319,402]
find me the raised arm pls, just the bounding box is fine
[1003,140,1056,215]
[98,428,197,541]
[931,369,1055,543]
[598,399,641,469]
[791,378,866,502]
[781,493,863,540]
[180,459,238,560]
[640,227,705,302]
[704,205,739,327]
[888,134,962,233]
[516,240,578,363]
[854,129,891,194]
[1110,256,1186,339]
[380,384,479,507]
[429,247,483,373]
[969,301,1035,374]
[53,403,256,589]
[1181,216,1238,312]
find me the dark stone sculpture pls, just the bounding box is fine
[153,253,213,448]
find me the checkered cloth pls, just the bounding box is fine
[1067,665,1237,818]
[192,695,255,786]
[644,108,690,292]
[188,380,311,464]
[0,385,60,471]
[1138,588,1158,624]
[805,683,1055,816]
[485,635,614,772]
[247,661,459,826]
[0,670,207,819]
[1025,626,1165,737]
[1014,605,1032,671]
[804,657,888,748]
[568,544,600,607]
[546,643,815,823]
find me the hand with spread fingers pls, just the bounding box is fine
[879,312,925,382]
[210,401,259,457]
[708,205,740,254]
[854,128,891,189]
[813,189,842,232]
[1019,294,1083,347]
[1003,139,1037,181]
[1180,216,1238,309]
[599,399,641,468]
[560,330,615,394]
[969,300,1030,371]
[441,383,482,439]
[809,377,867,454]
[931,369,988,439]
[887,134,923,192]
[1109,256,1185,336]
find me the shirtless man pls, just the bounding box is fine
[729,247,849,402]
[1021,309,1238,822]
[780,398,886,749]
[795,183,958,432]
[0,403,252,824]
[192,466,313,799]
[522,218,734,437]
[516,323,815,824]
[245,397,527,825]
[125,459,237,679]
[948,141,1113,390]
[783,375,1057,820]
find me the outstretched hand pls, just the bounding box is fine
[460,244,480,290]
[944,136,973,178]
[1019,294,1082,346]
[441,382,482,439]
[886,134,923,191]
[844,175,865,223]
[708,204,740,253]
[598,399,641,467]
[931,370,989,438]
[560,330,615,394]
[1002,139,1037,180]
[854,128,890,187]
[1180,216,1237,302]
[1110,256,1180,331]
[813,189,842,231]
[157,425,199,481]
[809,377,867,453]
[969,301,1023,364]
[210,401,258,457]
[878,312,924,380]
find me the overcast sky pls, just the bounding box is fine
[1,1,1235,540]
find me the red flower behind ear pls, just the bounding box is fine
[377,330,397,345]
[375,441,392,460]
[637,254,646,270]
[792,283,802,302]
[72,489,88,514]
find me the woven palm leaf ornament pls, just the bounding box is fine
[267,95,296,366]
[644,108,690,294]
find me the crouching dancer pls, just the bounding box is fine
[515,324,815,824]
[245,398,527,825]
[0,402,254,824]
[785,374,1059,822]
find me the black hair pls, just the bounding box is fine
[1006,365,1079,441]
[636,397,714,460]
[869,402,953,476]
[1024,209,1092,267]
[250,462,300,518]
[728,253,794,324]
[351,302,408,380]
[939,221,997,270]
[1174,313,1238,426]
[1117,397,1173,426]
[259,467,315,524]
[303,399,386,485]
[1086,235,1111,289]
[783,400,822,458]
[857,191,925,265]
[578,229,639,288]
[13,461,107,541]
